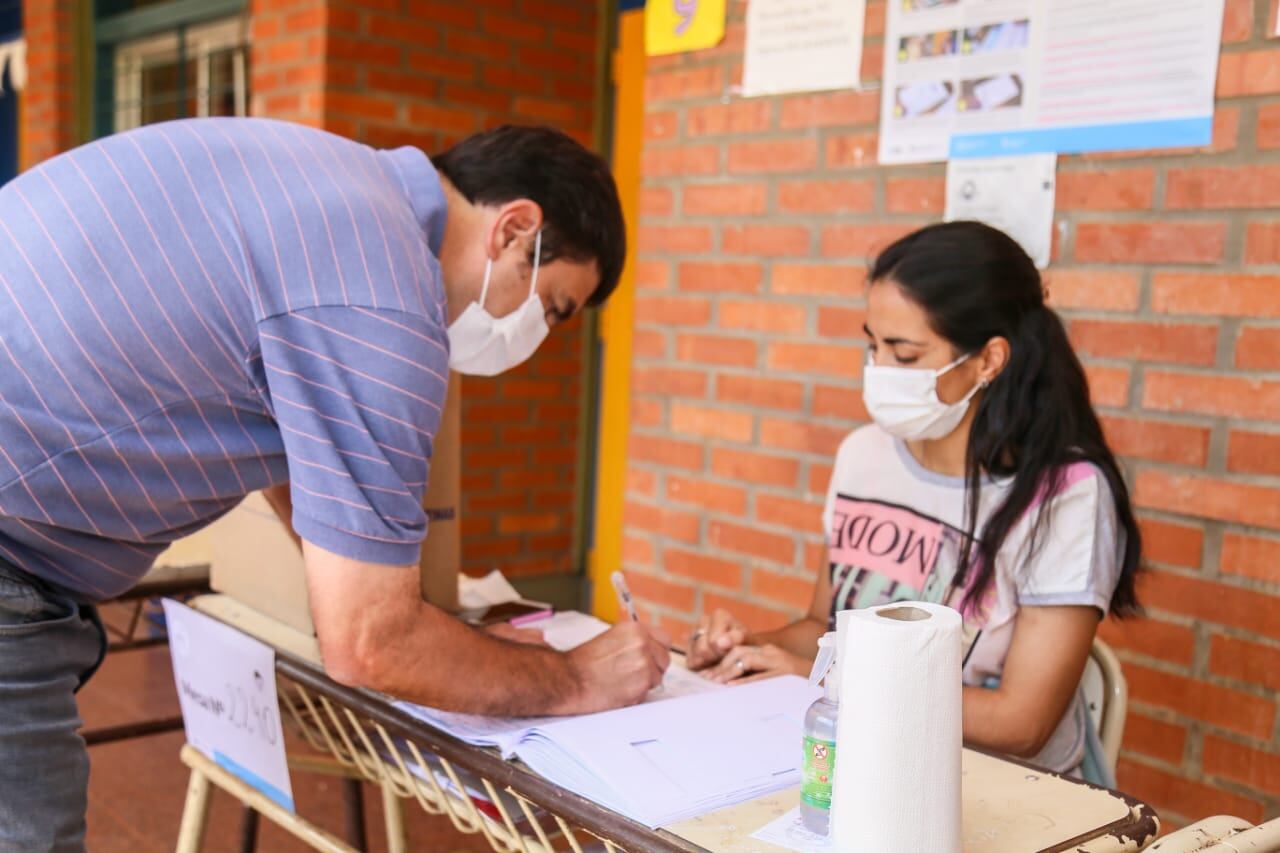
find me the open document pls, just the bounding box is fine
[394,611,719,755]
[395,661,720,757]
[395,612,821,827]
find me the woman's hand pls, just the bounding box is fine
[686,608,749,671]
[701,643,811,684]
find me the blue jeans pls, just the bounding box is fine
[0,559,107,852]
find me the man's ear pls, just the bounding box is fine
[494,199,542,252]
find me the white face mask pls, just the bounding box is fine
[862,352,985,441]
[447,230,549,377]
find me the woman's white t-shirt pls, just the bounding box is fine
[821,425,1125,772]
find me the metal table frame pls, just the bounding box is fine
[270,650,696,852]
[174,613,699,853]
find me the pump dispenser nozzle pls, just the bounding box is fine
[809,631,837,687]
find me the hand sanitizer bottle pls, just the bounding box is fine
[800,632,838,835]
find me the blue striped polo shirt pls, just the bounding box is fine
[0,117,450,601]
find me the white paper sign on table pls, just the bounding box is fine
[742,0,865,97]
[163,599,294,812]
[945,153,1057,269]
[751,807,833,852]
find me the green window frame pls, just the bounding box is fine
[93,0,247,137]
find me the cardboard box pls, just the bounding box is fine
[208,491,313,632]
[208,376,463,635]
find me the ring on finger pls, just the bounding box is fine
[691,629,705,643]
[736,658,746,671]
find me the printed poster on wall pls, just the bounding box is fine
[879,0,1226,165]
[646,0,727,56]
[742,0,866,97]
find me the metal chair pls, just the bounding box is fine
[1080,637,1128,776]
[1148,815,1280,852]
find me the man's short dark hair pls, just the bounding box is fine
[434,125,626,308]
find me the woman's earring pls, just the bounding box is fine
[980,379,990,389]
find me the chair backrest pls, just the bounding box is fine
[1146,815,1280,853]
[1080,638,1127,775]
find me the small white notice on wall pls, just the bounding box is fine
[164,599,294,812]
[742,0,866,97]
[945,153,1057,269]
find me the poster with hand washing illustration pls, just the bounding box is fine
[880,0,1225,164]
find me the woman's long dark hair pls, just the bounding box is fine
[869,221,1141,617]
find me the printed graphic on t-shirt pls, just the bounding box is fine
[827,494,986,653]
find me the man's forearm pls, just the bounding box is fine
[304,542,599,716]
[332,595,584,716]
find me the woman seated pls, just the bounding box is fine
[686,221,1140,779]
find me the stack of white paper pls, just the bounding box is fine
[514,676,819,828]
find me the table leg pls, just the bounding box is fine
[175,763,213,853]
[180,743,357,853]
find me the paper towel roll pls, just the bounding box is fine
[832,602,963,853]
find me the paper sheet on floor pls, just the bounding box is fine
[457,570,523,610]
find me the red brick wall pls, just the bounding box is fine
[248,0,599,579]
[249,0,329,126]
[626,0,1280,827]
[19,0,79,168]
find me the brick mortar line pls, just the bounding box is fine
[625,458,828,497]
[638,132,1269,173]
[634,472,1280,561]
[341,10,589,55]
[627,428,1280,534]
[1091,651,1280,707]
[634,384,1232,439]
[635,491,827,539]
[621,534,807,576]
[1120,744,1263,802]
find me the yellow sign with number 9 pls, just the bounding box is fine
[645,0,727,57]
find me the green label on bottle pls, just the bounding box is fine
[801,735,836,810]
